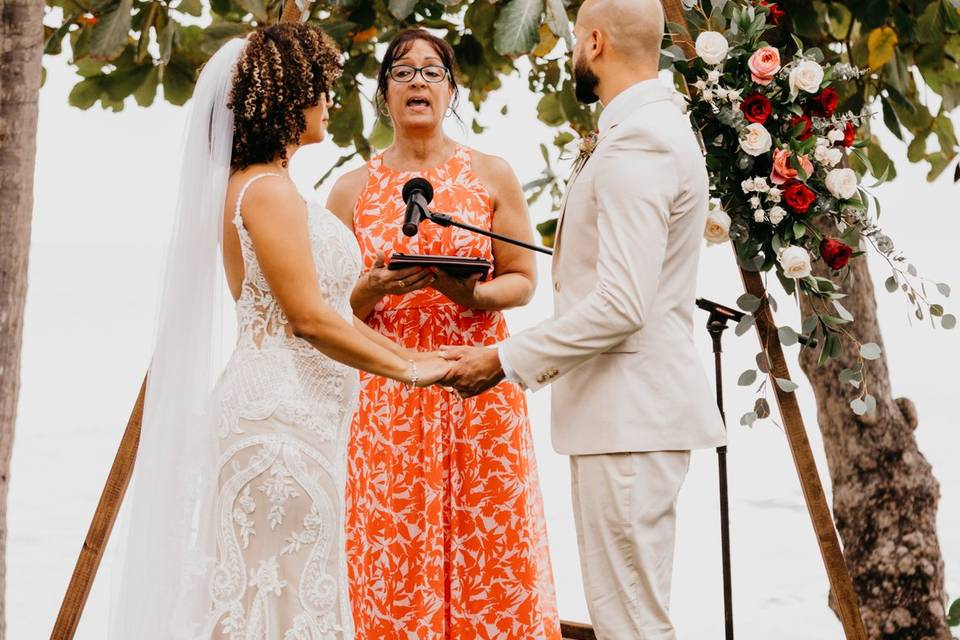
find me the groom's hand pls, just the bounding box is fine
[439,346,504,398]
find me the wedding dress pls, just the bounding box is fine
[108,38,361,639]
[199,174,362,638]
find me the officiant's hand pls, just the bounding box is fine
[438,345,504,398]
[428,269,484,308]
[360,251,436,297]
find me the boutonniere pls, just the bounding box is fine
[572,129,599,173]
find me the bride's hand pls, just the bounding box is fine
[412,355,455,388]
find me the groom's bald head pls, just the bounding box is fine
[575,0,664,66]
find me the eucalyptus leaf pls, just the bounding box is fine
[754,397,771,419]
[778,326,799,346]
[775,378,799,393]
[756,351,771,374]
[850,398,868,415]
[738,369,758,386]
[737,293,762,312]
[833,300,855,322]
[735,314,755,336]
[802,314,819,335]
[740,411,758,427]
[937,282,952,297]
[860,342,882,360]
[864,394,877,415]
[943,314,957,329]
[885,276,898,293]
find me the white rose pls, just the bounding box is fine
[827,127,845,143]
[696,31,730,65]
[753,177,769,192]
[789,60,824,96]
[749,196,761,208]
[825,167,858,199]
[704,208,732,245]
[815,145,843,167]
[779,245,812,279]
[769,205,787,225]
[727,88,743,103]
[768,187,782,203]
[708,69,721,83]
[741,178,756,193]
[740,123,773,157]
[754,209,766,223]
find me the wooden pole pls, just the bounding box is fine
[661,2,868,638]
[50,375,146,640]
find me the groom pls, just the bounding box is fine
[441,0,726,637]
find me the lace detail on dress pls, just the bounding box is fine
[177,173,362,639]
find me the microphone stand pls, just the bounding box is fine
[422,210,554,256]
[694,297,816,640]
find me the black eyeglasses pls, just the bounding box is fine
[388,64,449,83]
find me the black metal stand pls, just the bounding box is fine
[695,297,741,640]
[425,211,555,256]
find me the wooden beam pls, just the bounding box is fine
[50,376,146,640]
[659,2,867,638]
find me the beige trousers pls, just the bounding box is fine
[570,451,691,640]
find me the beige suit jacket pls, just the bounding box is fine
[500,81,727,455]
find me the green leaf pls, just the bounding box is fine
[839,367,862,388]
[756,351,771,374]
[735,314,755,336]
[860,342,882,360]
[159,19,176,66]
[754,397,771,419]
[881,97,903,140]
[68,77,104,109]
[937,282,952,297]
[544,0,572,49]
[102,63,152,101]
[948,597,960,626]
[775,378,799,393]
[536,92,564,126]
[778,326,799,346]
[740,411,758,427]
[176,0,202,17]
[369,117,394,150]
[850,397,868,415]
[943,314,957,329]
[793,222,806,239]
[885,276,898,293]
[388,0,419,20]
[737,293,762,312]
[833,300,855,322]
[916,1,945,44]
[86,0,134,61]
[133,65,159,106]
[162,60,195,105]
[738,369,758,386]
[536,217,557,248]
[494,0,544,56]
[802,314,819,335]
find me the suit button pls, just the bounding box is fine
[553,281,560,292]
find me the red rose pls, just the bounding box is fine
[843,121,856,147]
[789,113,814,140]
[820,238,853,270]
[759,0,785,25]
[741,93,773,124]
[809,87,839,117]
[782,179,816,214]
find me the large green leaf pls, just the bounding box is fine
[68,76,104,109]
[493,0,544,56]
[162,59,196,105]
[133,66,160,106]
[544,0,572,49]
[388,0,418,20]
[102,63,153,100]
[86,0,133,60]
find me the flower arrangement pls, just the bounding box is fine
[677,0,954,418]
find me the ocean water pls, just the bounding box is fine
[9,59,959,639]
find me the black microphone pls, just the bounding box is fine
[401,177,434,237]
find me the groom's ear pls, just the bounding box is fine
[587,28,604,60]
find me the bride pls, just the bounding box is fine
[109,24,450,639]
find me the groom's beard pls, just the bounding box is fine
[573,55,600,105]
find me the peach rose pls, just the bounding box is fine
[770,148,814,185]
[748,46,781,85]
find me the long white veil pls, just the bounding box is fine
[108,37,247,639]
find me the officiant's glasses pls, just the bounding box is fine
[388,65,450,83]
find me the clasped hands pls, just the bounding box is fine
[409,345,505,398]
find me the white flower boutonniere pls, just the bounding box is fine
[573,129,599,174]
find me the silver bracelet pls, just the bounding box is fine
[408,359,419,388]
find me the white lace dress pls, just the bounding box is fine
[197,173,362,639]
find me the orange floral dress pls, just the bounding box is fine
[346,145,561,640]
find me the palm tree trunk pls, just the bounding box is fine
[798,252,950,639]
[0,0,43,634]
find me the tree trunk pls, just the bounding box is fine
[0,0,43,635]
[798,253,950,639]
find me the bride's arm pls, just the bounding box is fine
[239,177,440,383]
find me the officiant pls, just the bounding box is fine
[326,27,561,640]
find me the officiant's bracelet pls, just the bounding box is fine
[407,359,419,388]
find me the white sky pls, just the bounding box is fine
[9,49,960,639]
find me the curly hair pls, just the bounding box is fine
[229,23,342,170]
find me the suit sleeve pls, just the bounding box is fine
[499,131,677,392]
